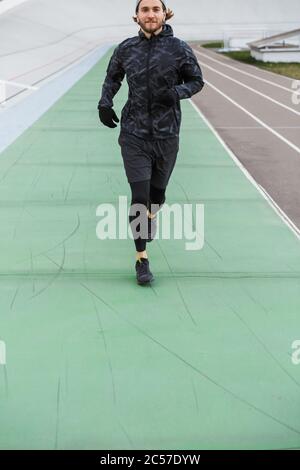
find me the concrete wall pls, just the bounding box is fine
[169,0,300,40]
[0,0,299,102]
[251,49,300,63]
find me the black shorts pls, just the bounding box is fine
[118,132,179,189]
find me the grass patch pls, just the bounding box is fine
[223,50,300,79]
[202,41,224,49]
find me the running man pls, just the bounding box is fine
[98,0,204,285]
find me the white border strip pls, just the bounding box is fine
[0,0,30,15]
[0,43,112,154]
[189,98,300,240]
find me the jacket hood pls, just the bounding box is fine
[138,23,173,40]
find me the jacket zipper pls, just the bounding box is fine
[172,107,179,129]
[146,38,153,135]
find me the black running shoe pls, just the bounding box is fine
[147,215,157,242]
[135,258,154,285]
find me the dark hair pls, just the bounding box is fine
[135,0,167,14]
[132,6,174,23]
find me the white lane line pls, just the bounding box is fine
[214,127,300,130]
[200,78,300,156]
[195,54,300,118]
[189,99,300,240]
[194,48,296,93]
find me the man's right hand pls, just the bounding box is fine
[98,106,119,128]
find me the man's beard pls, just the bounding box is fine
[139,19,164,34]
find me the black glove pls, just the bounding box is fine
[98,105,119,128]
[156,89,179,107]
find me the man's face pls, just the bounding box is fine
[137,0,166,35]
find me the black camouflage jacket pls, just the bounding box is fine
[98,24,204,140]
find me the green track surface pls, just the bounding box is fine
[0,49,300,450]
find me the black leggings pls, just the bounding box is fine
[129,180,166,252]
